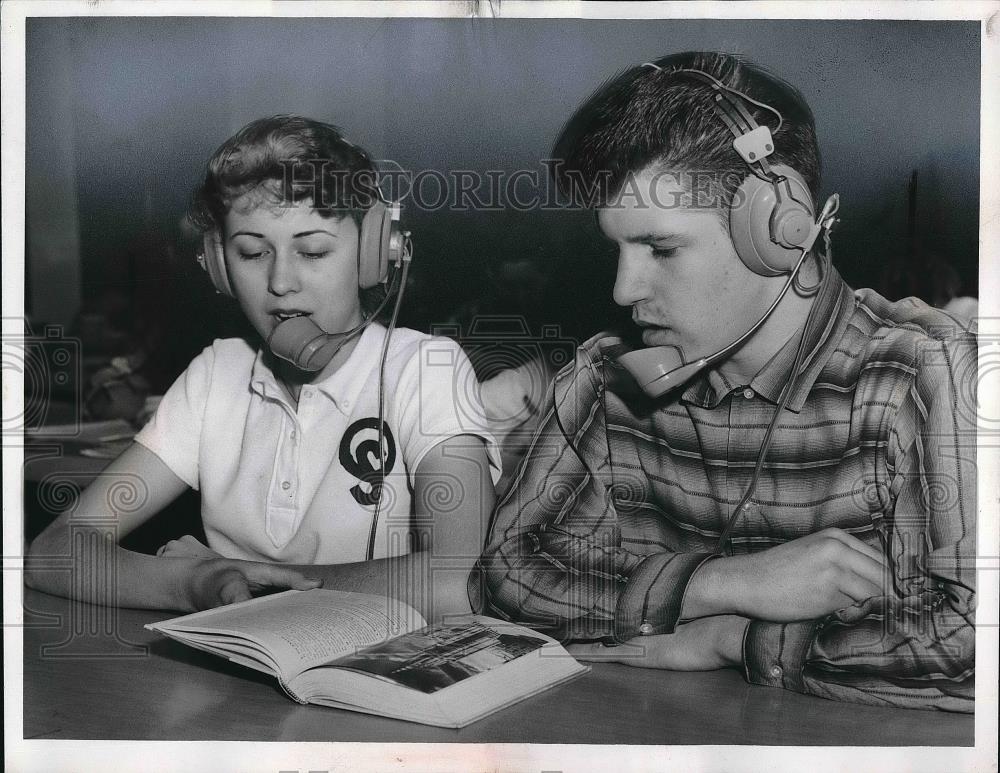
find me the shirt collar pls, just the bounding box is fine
[250,322,386,414]
[680,267,852,413]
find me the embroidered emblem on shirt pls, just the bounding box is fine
[339,418,397,506]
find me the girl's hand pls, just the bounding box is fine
[157,534,221,559]
[183,559,323,611]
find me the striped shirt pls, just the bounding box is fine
[472,268,975,712]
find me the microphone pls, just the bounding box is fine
[266,315,370,372]
[615,346,710,397]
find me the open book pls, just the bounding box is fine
[146,588,588,728]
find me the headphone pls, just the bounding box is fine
[197,195,405,296]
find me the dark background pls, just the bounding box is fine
[25,17,980,391]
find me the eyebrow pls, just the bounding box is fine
[229,229,339,239]
[292,229,339,239]
[624,233,682,245]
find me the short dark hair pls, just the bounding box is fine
[551,52,821,212]
[190,115,386,315]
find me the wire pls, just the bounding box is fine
[674,67,785,134]
[714,249,831,554]
[365,235,412,561]
[701,245,813,371]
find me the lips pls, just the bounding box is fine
[271,310,311,322]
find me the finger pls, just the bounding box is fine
[217,572,253,606]
[566,640,648,664]
[825,528,889,568]
[244,563,323,591]
[565,643,624,663]
[837,545,890,594]
[838,567,885,604]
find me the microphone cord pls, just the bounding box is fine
[714,247,830,554]
[365,235,412,561]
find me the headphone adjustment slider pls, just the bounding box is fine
[732,125,774,164]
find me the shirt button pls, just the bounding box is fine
[302,388,313,399]
[281,481,291,491]
[342,399,351,409]
[639,622,655,635]
[769,665,783,678]
[290,430,297,441]
[743,388,755,400]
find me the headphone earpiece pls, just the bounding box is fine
[200,229,234,297]
[357,198,403,289]
[197,197,403,295]
[730,164,816,276]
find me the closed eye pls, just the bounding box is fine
[299,251,330,260]
[651,246,678,259]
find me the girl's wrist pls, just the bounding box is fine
[161,556,211,612]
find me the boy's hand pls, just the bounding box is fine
[689,527,889,622]
[183,559,323,611]
[736,527,888,620]
[157,534,221,559]
[566,615,749,671]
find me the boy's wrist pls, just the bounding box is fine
[682,554,753,619]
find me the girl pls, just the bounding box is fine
[27,116,500,617]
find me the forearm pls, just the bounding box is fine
[680,554,752,619]
[285,551,475,623]
[26,526,194,611]
[24,442,197,610]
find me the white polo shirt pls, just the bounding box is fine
[134,324,501,564]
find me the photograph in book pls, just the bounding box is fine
[327,621,549,693]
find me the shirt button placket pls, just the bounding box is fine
[280,411,301,505]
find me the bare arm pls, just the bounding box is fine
[25,443,319,610]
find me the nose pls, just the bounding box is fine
[268,250,301,296]
[612,249,650,308]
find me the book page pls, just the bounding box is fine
[155,589,425,677]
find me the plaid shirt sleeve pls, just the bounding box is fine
[470,347,717,642]
[743,331,977,712]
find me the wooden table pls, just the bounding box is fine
[20,588,973,745]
